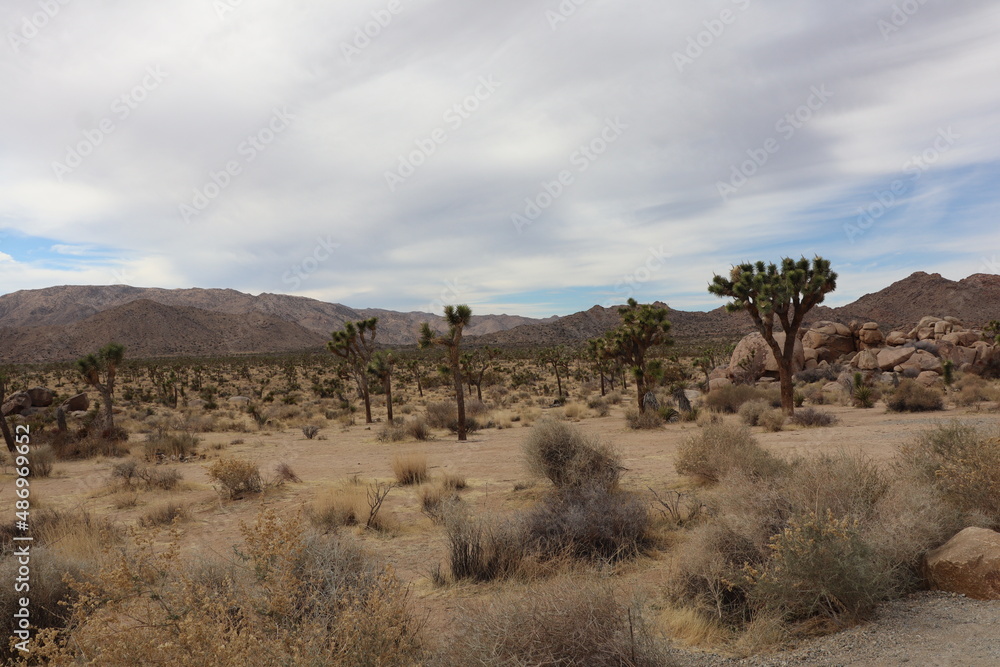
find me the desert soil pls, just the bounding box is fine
[4,402,999,665]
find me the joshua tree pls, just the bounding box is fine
[709,256,837,415]
[327,318,378,423]
[402,359,424,398]
[367,351,396,422]
[460,346,499,402]
[420,305,472,441]
[76,342,126,436]
[605,300,673,412]
[539,346,571,400]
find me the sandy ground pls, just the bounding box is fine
[3,400,999,663]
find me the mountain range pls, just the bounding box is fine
[0,272,997,363]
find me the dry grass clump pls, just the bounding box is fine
[523,420,621,490]
[207,456,263,499]
[140,501,188,527]
[28,444,55,477]
[440,471,466,490]
[378,417,432,442]
[885,379,944,412]
[274,461,302,483]
[376,422,408,442]
[563,402,583,419]
[425,401,456,428]
[675,422,789,483]
[605,391,623,405]
[704,384,778,414]
[437,577,666,666]
[737,399,770,426]
[28,509,421,665]
[419,482,461,523]
[758,409,785,432]
[405,416,431,440]
[308,480,394,532]
[110,460,183,491]
[142,431,200,461]
[587,396,610,416]
[952,374,1000,406]
[444,511,526,583]
[525,485,652,562]
[899,421,1000,521]
[789,407,838,427]
[625,408,664,429]
[391,452,428,485]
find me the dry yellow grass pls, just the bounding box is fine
[391,451,428,485]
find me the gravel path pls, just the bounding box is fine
[668,592,1000,666]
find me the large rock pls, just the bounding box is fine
[26,387,54,408]
[857,323,884,350]
[900,349,943,374]
[885,330,910,346]
[933,320,953,338]
[941,331,980,347]
[61,393,90,412]
[728,331,805,378]
[925,527,1000,600]
[803,321,855,362]
[877,346,914,371]
[2,392,32,417]
[708,377,732,392]
[915,370,943,387]
[936,342,978,367]
[853,349,880,371]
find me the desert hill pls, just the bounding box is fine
[0,300,329,363]
[0,272,997,361]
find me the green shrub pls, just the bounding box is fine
[886,379,943,412]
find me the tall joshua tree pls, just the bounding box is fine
[606,299,673,412]
[76,342,126,437]
[420,305,472,441]
[709,256,837,415]
[328,318,379,423]
[539,346,571,399]
[367,350,396,423]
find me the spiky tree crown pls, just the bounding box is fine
[610,298,672,358]
[709,256,837,322]
[420,305,472,348]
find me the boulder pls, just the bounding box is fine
[885,330,909,346]
[2,392,32,417]
[925,527,1000,600]
[822,381,845,394]
[857,323,884,350]
[915,371,943,387]
[728,332,805,379]
[933,320,953,338]
[853,349,880,371]
[916,327,937,341]
[877,346,914,371]
[61,393,89,412]
[944,316,964,327]
[27,387,54,408]
[803,321,855,362]
[936,342,978,367]
[900,349,942,374]
[941,331,980,347]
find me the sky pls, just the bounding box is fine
[2,0,999,318]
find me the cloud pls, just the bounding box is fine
[1,0,999,315]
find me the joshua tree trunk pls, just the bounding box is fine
[450,347,467,442]
[383,375,393,423]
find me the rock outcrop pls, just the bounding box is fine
[925,527,1000,600]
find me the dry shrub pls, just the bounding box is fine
[704,384,778,414]
[140,501,188,527]
[445,511,525,582]
[440,472,466,490]
[525,485,652,562]
[606,391,623,405]
[419,482,460,523]
[675,422,788,483]
[52,433,130,460]
[563,402,583,419]
[110,460,182,491]
[376,423,408,442]
[29,444,55,477]
[142,431,200,461]
[309,483,367,529]
[439,577,666,667]
[391,452,428,485]
[625,408,664,430]
[789,407,838,427]
[885,379,943,412]
[899,421,1000,521]
[737,399,770,426]
[274,461,302,483]
[425,401,455,428]
[405,416,430,440]
[464,398,489,417]
[758,409,785,432]
[523,420,621,490]
[207,457,263,499]
[29,509,421,665]
[588,396,610,416]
